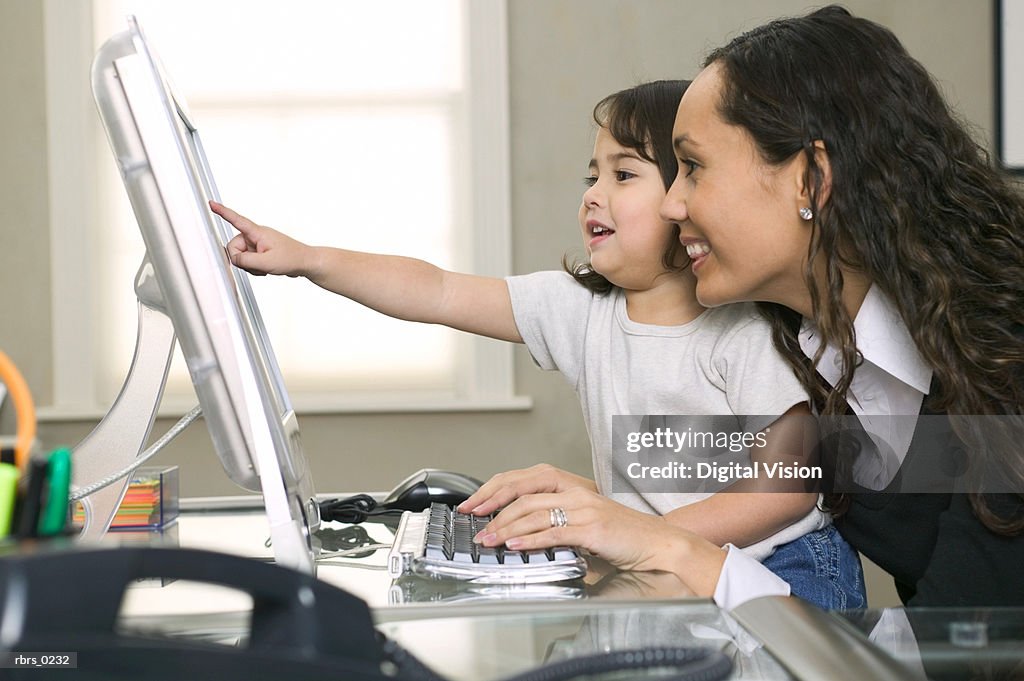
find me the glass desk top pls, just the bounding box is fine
[375,602,792,681]
[117,506,705,614]
[102,503,1024,681]
[837,608,1024,680]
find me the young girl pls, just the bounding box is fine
[212,80,864,609]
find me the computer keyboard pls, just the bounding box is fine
[388,578,584,604]
[387,503,587,584]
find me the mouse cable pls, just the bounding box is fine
[317,544,392,560]
[315,524,389,560]
[265,524,391,560]
[318,494,405,524]
[69,404,202,501]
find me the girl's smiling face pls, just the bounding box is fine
[660,63,814,311]
[580,127,683,291]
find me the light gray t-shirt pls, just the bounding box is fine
[506,271,828,560]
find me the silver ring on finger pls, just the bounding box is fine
[549,507,568,528]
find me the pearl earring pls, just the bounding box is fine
[799,207,813,221]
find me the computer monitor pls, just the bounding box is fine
[89,17,320,573]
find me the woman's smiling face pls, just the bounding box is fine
[660,63,814,310]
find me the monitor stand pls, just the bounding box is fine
[72,257,175,541]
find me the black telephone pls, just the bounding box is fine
[0,547,731,681]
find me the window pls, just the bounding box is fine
[43,0,522,418]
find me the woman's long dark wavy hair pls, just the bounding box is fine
[564,80,691,294]
[706,5,1024,533]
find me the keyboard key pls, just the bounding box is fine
[500,550,526,565]
[550,548,578,562]
[476,546,500,564]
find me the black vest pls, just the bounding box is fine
[831,380,1024,606]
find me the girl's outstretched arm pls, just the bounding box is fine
[212,201,522,343]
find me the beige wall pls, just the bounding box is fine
[0,1,52,410]
[0,1,993,607]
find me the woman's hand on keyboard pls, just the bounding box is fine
[457,463,597,517]
[472,487,727,596]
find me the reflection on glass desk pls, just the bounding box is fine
[838,608,1024,680]
[375,603,791,681]
[123,593,792,680]
[118,505,702,612]
[111,503,1024,681]
[115,505,792,680]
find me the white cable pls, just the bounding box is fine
[69,404,202,501]
[315,560,389,571]
[316,544,392,560]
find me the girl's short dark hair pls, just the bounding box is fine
[564,80,691,294]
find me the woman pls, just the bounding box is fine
[480,5,1024,607]
[664,4,1024,606]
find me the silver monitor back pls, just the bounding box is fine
[90,17,319,573]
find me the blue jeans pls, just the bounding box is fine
[761,525,866,610]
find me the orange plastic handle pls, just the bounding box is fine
[0,350,36,470]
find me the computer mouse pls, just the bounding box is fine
[382,468,484,512]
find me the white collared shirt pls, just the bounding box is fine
[713,286,933,609]
[797,285,932,489]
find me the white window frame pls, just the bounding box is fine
[41,0,528,420]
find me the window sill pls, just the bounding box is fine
[37,394,534,422]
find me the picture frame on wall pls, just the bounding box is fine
[997,0,1024,172]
